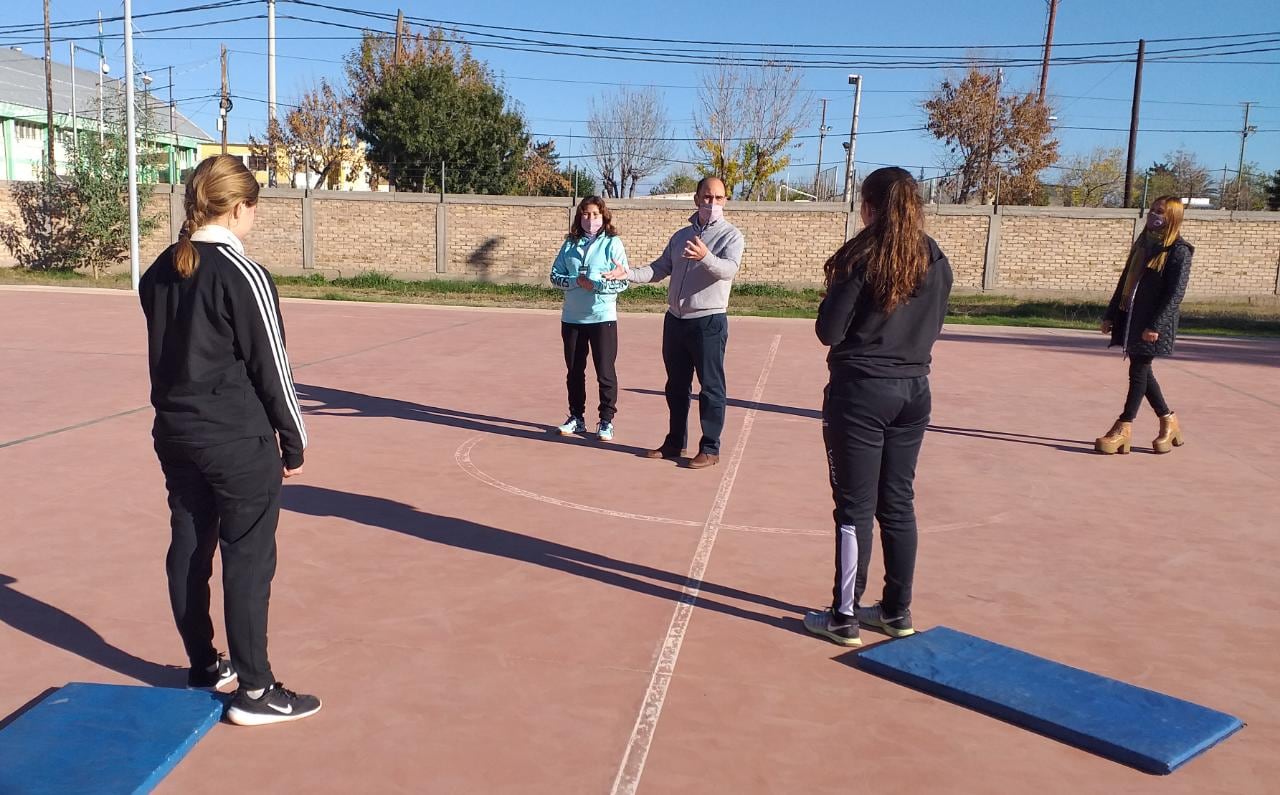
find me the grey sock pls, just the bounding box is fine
[245,688,265,699]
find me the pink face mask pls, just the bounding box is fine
[582,216,603,235]
[697,204,724,225]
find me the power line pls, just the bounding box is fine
[286,1,1280,53]
[0,0,258,34]
[14,12,1276,70]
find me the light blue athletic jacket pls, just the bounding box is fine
[550,234,630,324]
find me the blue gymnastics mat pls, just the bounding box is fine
[855,626,1243,774]
[0,683,225,795]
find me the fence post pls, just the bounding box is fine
[981,206,1001,291]
[301,190,315,269]
[168,185,183,243]
[435,196,447,274]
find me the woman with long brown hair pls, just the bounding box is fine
[140,154,320,724]
[549,196,629,441]
[804,167,953,647]
[1096,196,1194,455]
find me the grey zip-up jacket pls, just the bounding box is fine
[628,212,745,319]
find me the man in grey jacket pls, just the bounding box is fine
[610,176,745,469]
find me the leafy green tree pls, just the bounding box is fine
[357,61,529,194]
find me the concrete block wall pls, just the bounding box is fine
[1,181,1278,298]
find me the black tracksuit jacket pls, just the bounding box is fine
[139,240,307,469]
[816,235,954,377]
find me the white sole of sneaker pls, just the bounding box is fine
[225,702,323,726]
[861,619,915,638]
[803,618,862,647]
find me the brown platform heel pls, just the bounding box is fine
[1153,412,1184,454]
[1095,420,1132,455]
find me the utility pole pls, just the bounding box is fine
[168,64,176,182]
[267,0,277,186]
[219,45,230,154]
[1122,39,1145,208]
[124,0,140,290]
[1038,0,1059,104]
[44,0,55,169]
[1235,102,1257,210]
[841,74,862,204]
[982,67,1004,204]
[394,9,404,67]
[815,98,830,199]
[97,13,105,144]
[70,42,78,151]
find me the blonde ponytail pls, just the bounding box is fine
[174,154,260,279]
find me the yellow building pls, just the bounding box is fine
[196,142,384,191]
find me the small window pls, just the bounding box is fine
[247,155,268,171]
[15,121,42,141]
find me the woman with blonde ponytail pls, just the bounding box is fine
[139,154,321,725]
[1095,196,1194,455]
[804,167,954,648]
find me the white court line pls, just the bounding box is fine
[610,333,782,795]
[457,438,1000,539]
[455,437,828,537]
[456,438,703,529]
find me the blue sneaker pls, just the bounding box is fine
[597,422,614,442]
[557,416,586,436]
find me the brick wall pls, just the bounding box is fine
[606,206,693,272]
[314,197,435,273]
[246,193,303,269]
[2,181,1278,297]
[927,212,989,290]
[138,191,174,267]
[0,184,19,268]
[998,213,1136,293]
[729,209,847,283]
[1181,217,1280,297]
[446,201,568,280]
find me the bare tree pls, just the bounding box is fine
[692,63,742,195]
[1060,146,1125,207]
[588,87,671,198]
[249,80,362,189]
[693,61,810,200]
[923,66,1058,204]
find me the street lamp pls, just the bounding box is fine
[841,74,863,204]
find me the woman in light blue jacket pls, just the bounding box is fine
[550,196,629,441]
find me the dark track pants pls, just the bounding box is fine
[822,376,930,617]
[155,434,281,690]
[562,321,619,423]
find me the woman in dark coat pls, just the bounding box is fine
[1096,195,1194,455]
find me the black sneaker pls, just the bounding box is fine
[225,683,322,726]
[187,653,237,690]
[857,603,916,637]
[803,608,862,647]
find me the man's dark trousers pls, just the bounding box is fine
[661,311,728,455]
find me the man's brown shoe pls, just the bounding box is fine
[643,446,685,460]
[687,452,719,469]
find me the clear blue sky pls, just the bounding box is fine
[8,0,1278,191]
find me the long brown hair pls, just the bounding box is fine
[174,155,260,278]
[568,196,618,241]
[822,167,928,313]
[1138,195,1185,273]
